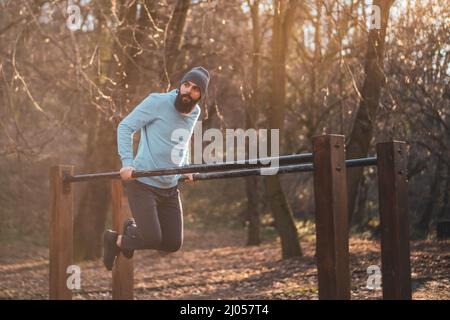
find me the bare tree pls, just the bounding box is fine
[244,0,262,246]
[264,0,302,258]
[346,0,395,223]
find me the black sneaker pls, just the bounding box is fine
[121,218,135,259]
[103,230,119,271]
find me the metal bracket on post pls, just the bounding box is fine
[62,171,72,194]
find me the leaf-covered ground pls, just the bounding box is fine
[1,226,449,300]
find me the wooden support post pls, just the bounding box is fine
[111,180,134,300]
[313,134,350,300]
[376,141,412,300]
[49,165,74,300]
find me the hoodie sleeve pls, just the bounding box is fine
[117,94,158,168]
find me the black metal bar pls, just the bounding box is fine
[178,157,377,183]
[64,171,121,183]
[63,154,378,183]
[64,153,313,183]
[346,157,377,168]
[131,153,313,178]
[179,163,314,182]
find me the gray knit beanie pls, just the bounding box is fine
[180,66,210,99]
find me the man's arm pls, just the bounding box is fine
[117,94,158,168]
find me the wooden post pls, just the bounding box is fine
[377,141,412,300]
[49,165,74,300]
[111,180,134,300]
[313,134,350,300]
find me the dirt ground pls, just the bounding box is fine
[1,226,449,300]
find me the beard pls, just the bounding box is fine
[175,91,199,114]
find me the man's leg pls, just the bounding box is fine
[156,187,183,252]
[120,180,163,250]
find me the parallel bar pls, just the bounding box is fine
[64,171,120,182]
[49,165,74,300]
[313,135,350,300]
[64,153,313,183]
[111,180,134,300]
[180,163,314,182]
[180,158,377,182]
[346,157,377,168]
[64,155,377,184]
[377,141,412,300]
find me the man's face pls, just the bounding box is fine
[175,81,201,114]
[180,81,201,102]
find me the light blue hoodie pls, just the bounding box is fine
[117,89,200,188]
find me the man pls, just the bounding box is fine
[103,66,210,271]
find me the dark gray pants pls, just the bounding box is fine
[120,180,183,252]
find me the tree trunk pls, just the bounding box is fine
[352,172,369,231]
[74,1,143,260]
[437,164,450,221]
[113,1,141,110]
[346,0,394,224]
[245,0,262,246]
[246,176,261,245]
[163,0,190,88]
[264,0,302,258]
[414,159,442,239]
[74,116,117,260]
